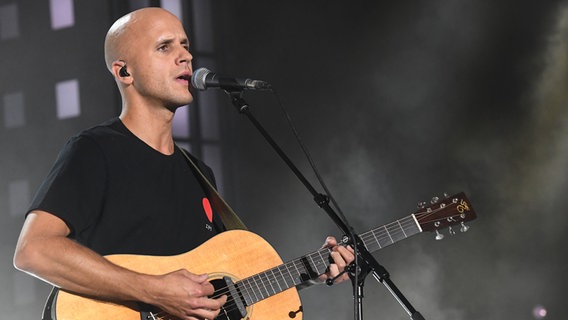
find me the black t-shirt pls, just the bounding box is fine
[28,118,224,256]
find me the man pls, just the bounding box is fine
[13,7,354,320]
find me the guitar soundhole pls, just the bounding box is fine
[210,278,248,320]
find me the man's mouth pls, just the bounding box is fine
[177,74,190,81]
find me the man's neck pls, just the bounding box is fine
[119,106,176,155]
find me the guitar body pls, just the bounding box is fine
[49,230,302,320]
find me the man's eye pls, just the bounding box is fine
[158,45,168,51]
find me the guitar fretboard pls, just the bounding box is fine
[235,214,422,306]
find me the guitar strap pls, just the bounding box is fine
[176,144,248,231]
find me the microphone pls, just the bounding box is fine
[191,68,272,91]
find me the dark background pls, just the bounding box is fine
[1,1,567,319]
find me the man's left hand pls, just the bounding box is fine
[319,236,355,285]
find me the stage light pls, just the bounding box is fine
[532,305,547,319]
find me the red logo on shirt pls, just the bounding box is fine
[202,197,213,223]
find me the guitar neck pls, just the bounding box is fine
[235,214,421,306]
[358,214,422,253]
[234,192,477,307]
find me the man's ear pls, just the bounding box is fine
[112,60,132,84]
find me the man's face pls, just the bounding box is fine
[125,11,193,109]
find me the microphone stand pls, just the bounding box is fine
[226,91,425,320]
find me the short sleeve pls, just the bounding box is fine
[28,135,108,239]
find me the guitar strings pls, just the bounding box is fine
[182,248,334,317]
[210,216,419,315]
[204,216,421,315]
[360,216,417,245]
[358,202,460,251]
[205,212,446,315]
[151,203,460,319]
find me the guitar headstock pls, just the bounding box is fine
[415,192,477,240]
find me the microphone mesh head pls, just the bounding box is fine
[191,67,211,90]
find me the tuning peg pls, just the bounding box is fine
[417,201,426,209]
[435,230,444,240]
[449,226,456,235]
[443,192,449,198]
[430,196,440,204]
[460,222,470,233]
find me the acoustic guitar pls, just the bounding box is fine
[42,192,476,320]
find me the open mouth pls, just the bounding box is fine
[177,74,190,81]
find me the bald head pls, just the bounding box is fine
[104,7,183,72]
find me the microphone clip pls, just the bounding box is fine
[228,91,250,113]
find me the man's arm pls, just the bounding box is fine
[13,210,226,319]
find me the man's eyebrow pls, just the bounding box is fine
[156,37,189,46]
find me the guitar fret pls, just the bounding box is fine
[269,265,292,294]
[315,249,329,274]
[384,225,394,244]
[259,272,275,296]
[240,276,261,305]
[248,277,261,304]
[307,255,317,276]
[308,253,319,275]
[403,216,421,236]
[361,215,422,253]
[279,264,295,287]
[236,281,252,306]
[269,272,278,295]
[291,261,303,285]
[377,225,393,248]
[281,267,291,288]
[246,276,259,302]
[239,278,255,305]
[291,259,305,284]
[238,257,318,306]
[249,276,264,302]
[389,222,403,241]
[255,274,270,299]
[307,252,326,277]
[371,229,381,249]
[270,268,283,293]
[269,269,281,293]
[397,220,407,238]
[277,264,292,288]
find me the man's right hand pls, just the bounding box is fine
[145,270,227,320]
